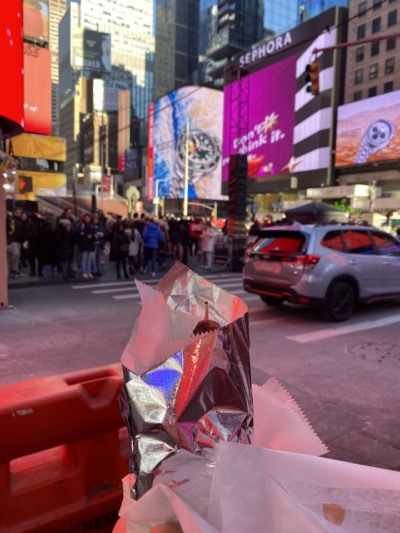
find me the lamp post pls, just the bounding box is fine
[183,118,189,217]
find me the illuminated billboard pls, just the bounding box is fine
[24,45,52,135]
[0,0,24,136]
[93,80,129,112]
[118,90,131,172]
[223,56,297,182]
[336,90,400,166]
[23,0,49,42]
[150,86,225,201]
[8,133,67,161]
[72,29,112,73]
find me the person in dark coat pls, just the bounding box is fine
[57,219,74,279]
[78,214,96,279]
[180,220,191,266]
[38,218,56,277]
[168,217,181,260]
[7,208,24,275]
[113,223,130,279]
[26,215,41,276]
[142,219,163,277]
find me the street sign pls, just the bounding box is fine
[18,176,33,192]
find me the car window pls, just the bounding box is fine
[343,230,375,255]
[321,230,344,252]
[254,231,307,255]
[371,232,400,255]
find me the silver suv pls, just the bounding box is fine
[243,225,400,321]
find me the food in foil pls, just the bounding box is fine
[119,263,253,500]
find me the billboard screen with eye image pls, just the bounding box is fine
[336,90,400,166]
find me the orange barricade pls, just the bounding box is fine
[0,364,128,533]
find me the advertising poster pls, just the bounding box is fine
[24,45,52,135]
[23,0,49,42]
[118,90,131,172]
[222,55,297,182]
[8,133,66,161]
[336,90,400,166]
[93,80,129,112]
[72,29,111,73]
[147,103,154,201]
[152,87,225,200]
[0,0,24,136]
[125,148,140,175]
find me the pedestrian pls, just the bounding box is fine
[169,217,181,260]
[78,214,95,279]
[189,217,203,256]
[7,208,24,276]
[126,220,142,274]
[157,219,169,269]
[180,220,191,266]
[92,216,106,276]
[249,219,260,236]
[38,217,56,277]
[113,222,130,279]
[396,227,400,242]
[26,215,41,277]
[141,218,163,277]
[201,221,217,269]
[57,219,74,279]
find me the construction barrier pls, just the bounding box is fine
[213,236,249,270]
[0,364,127,533]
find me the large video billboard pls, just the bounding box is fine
[23,0,49,42]
[0,0,24,136]
[223,56,297,182]
[150,86,225,200]
[336,90,400,166]
[24,45,52,135]
[72,29,112,73]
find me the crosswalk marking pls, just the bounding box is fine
[92,280,244,296]
[113,287,249,301]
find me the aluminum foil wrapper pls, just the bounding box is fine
[118,263,253,501]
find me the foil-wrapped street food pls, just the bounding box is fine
[119,263,253,500]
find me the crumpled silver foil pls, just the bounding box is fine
[118,263,253,500]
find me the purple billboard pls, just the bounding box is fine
[222,55,297,181]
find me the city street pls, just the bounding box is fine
[1,266,400,471]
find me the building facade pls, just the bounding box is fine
[344,0,400,103]
[49,0,67,136]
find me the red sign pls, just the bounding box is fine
[102,174,113,194]
[135,200,143,215]
[0,0,24,136]
[24,46,52,135]
[147,103,154,201]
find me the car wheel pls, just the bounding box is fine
[324,281,355,322]
[260,295,283,306]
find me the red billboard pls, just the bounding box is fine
[23,0,49,43]
[147,103,154,201]
[0,0,24,136]
[24,44,52,135]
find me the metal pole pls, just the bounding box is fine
[183,118,189,217]
[161,195,165,217]
[0,127,9,309]
[155,179,159,217]
[100,116,105,214]
[214,201,218,222]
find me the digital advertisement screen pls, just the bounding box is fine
[223,55,297,182]
[23,0,49,42]
[0,0,24,136]
[73,29,112,73]
[336,90,400,166]
[150,86,225,200]
[24,45,52,135]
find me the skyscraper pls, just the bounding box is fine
[298,0,348,25]
[263,0,298,36]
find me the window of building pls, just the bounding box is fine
[371,41,380,56]
[354,90,363,101]
[369,63,379,78]
[356,46,365,61]
[358,24,366,39]
[358,1,367,15]
[321,231,345,252]
[387,37,396,50]
[386,57,395,73]
[384,81,394,92]
[368,86,378,97]
[355,69,364,83]
[373,0,383,9]
[372,17,381,33]
[388,9,398,26]
[343,231,375,255]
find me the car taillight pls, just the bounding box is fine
[290,255,320,270]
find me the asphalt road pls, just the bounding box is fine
[1,265,400,470]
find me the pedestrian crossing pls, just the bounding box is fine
[71,272,262,305]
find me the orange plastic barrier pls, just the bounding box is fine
[0,364,128,533]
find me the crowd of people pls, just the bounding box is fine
[6,208,220,280]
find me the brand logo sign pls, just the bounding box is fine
[239,32,292,67]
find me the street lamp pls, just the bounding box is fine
[183,118,189,217]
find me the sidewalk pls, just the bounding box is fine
[8,257,231,290]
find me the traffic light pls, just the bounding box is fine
[305,60,319,96]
